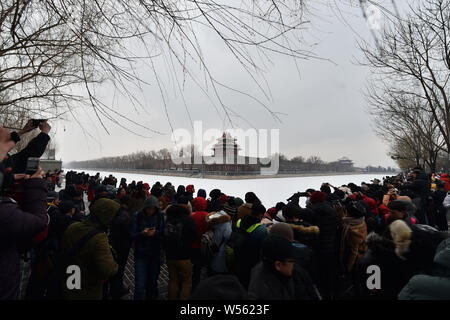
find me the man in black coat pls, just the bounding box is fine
[248,235,320,300]
[299,191,339,300]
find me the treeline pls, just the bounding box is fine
[66,149,395,173]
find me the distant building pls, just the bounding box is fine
[337,157,354,167]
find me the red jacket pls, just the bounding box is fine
[191,197,209,249]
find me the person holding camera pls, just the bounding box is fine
[8,120,51,174]
[0,125,49,300]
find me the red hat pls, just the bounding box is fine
[219,193,229,205]
[309,191,327,204]
[186,184,195,194]
[143,183,150,190]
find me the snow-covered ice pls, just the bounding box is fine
[73,169,388,208]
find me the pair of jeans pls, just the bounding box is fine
[167,259,192,300]
[134,255,161,300]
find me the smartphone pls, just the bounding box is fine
[25,157,40,175]
[32,119,47,127]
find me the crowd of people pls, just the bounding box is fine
[1,121,450,301]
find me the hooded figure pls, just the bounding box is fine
[60,198,120,300]
[191,197,210,290]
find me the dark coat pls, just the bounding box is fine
[129,209,165,258]
[356,232,415,300]
[248,262,320,300]
[298,203,339,258]
[0,178,48,300]
[10,132,50,173]
[398,238,450,300]
[164,207,197,260]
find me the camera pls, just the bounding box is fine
[32,119,47,127]
[25,157,40,175]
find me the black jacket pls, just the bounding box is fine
[10,132,50,173]
[248,262,320,300]
[299,203,339,258]
[164,210,197,260]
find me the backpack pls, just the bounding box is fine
[200,230,219,262]
[200,230,227,263]
[163,218,184,250]
[43,229,102,299]
[225,220,260,272]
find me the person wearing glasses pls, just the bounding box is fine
[248,235,308,300]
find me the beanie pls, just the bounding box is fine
[186,184,194,194]
[310,191,327,204]
[269,222,294,242]
[262,235,295,262]
[209,189,222,200]
[197,189,207,198]
[142,195,159,210]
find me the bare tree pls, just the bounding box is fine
[1,0,318,136]
[368,87,445,172]
[360,0,450,154]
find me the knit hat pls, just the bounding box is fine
[309,191,327,204]
[186,184,194,194]
[234,197,244,207]
[209,189,222,200]
[219,193,229,205]
[190,275,248,300]
[142,195,159,210]
[269,222,294,242]
[197,189,207,198]
[262,235,295,262]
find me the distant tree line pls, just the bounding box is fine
[66,149,396,173]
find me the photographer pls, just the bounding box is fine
[1,126,49,300]
[8,120,51,174]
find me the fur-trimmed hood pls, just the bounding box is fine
[206,210,231,227]
[366,232,396,256]
[289,223,320,235]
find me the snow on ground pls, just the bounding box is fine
[73,169,388,208]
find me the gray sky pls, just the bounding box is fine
[54,1,408,169]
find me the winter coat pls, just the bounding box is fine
[129,209,165,258]
[398,238,450,300]
[233,215,268,288]
[0,178,48,300]
[110,204,132,252]
[10,132,50,173]
[164,206,197,260]
[298,203,339,259]
[248,262,320,300]
[61,198,120,300]
[205,211,232,273]
[340,217,367,273]
[357,232,416,300]
[191,197,209,249]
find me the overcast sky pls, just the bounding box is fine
[53,1,411,169]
